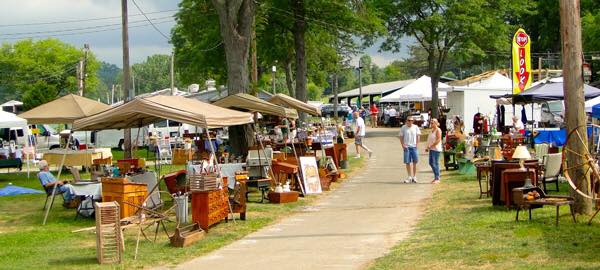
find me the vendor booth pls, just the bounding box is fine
[268,93,321,116]
[379,75,449,103]
[0,111,30,172]
[19,94,110,124]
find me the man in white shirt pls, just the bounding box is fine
[511,116,524,134]
[388,107,398,126]
[399,116,421,183]
[353,111,372,158]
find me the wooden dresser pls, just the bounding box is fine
[191,187,229,230]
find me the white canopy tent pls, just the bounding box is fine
[380,75,449,102]
[586,95,600,113]
[439,72,514,132]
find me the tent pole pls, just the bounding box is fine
[204,120,235,223]
[42,133,72,225]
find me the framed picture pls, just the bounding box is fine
[299,156,322,194]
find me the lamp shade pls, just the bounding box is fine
[512,145,531,160]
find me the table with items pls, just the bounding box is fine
[43,148,112,167]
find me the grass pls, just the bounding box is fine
[369,171,600,270]
[0,153,365,270]
[111,147,156,161]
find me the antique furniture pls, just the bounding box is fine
[191,180,229,230]
[229,175,247,220]
[94,201,123,264]
[272,161,301,192]
[541,153,562,192]
[491,160,539,206]
[101,177,148,218]
[475,162,491,198]
[268,191,299,203]
[443,151,459,170]
[162,169,188,195]
[324,143,347,169]
[512,186,576,226]
[501,168,537,208]
[171,148,194,165]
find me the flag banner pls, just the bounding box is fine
[512,28,532,94]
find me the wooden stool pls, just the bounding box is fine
[475,163,491,198]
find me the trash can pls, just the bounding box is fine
[174,194,189,224]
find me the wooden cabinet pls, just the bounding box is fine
[101,177,148,219]
[500,169,537,208]
[191,188,229,230]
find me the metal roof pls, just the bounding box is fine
[333,79,416,99]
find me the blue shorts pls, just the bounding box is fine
[403,147,418,164]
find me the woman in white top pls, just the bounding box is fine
[426,118,443,184]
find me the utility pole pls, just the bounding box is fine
[121,0,132,158]
[272,65,276,94]
[333,72,339,119]
[77,44,89,96]
[560,0,592,215]
[358,59,363,109]
[111,84,115,104]
[170,52,175,95]
[132,73,136,96]
[538,57,543,81]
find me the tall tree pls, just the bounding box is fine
[377,0,533,118]
[0,38,100,109]
[132,54,180,94]
[211,0,255,93]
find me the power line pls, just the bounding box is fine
[131,0,170,41]
[0,9,177,27]
[0,16,173,37]
[0,19,173,40]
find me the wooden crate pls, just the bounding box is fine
[101,179,148,219]
[189,175,219,191]
[94,202,123,264]
[268,191,299,203]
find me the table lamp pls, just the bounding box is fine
[512,145,531,171]
[512,145,535,188]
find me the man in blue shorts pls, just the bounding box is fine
[399,116,421,183]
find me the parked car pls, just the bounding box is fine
[320,104,352,118]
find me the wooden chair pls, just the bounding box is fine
[541,153,562,192]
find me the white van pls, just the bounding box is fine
[0,124,61,150]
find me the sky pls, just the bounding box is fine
[0,0,409,68]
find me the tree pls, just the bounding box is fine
[0,38,100,109]
[307,82,323,101]
[377,0,533,118]
[132,54,180,94]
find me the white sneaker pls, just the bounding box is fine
[354,155,361,159]
[404,176,413,183]
[411,177,418,183]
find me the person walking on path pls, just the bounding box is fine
[354,111,372,158]
[400,116,421,183]
[370,103,379,128]
[426,118,443,184]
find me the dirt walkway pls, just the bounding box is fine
[162,128,434,270]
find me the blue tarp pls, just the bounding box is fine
[526,126,594,146]
[593,103,600,119]
[0,185,44,196]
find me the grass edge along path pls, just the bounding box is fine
[369,171,600,270]
[0,154,365,270]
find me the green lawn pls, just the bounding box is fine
[370,171,600,270]
[0,154,364,269]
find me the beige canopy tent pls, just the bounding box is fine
[73,95,254,131]
[268,93,321,116]
[19,94,110,124]
[213,93,299,118]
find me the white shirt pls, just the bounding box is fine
[384,108,390,116]
[389,108,398,117]
[356,117,366,137]
[512,120,524,132]
[399,124,421,147]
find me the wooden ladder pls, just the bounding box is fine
[94,202,123,264]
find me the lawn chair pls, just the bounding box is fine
[541,153,562,192]
[40,177,65,210]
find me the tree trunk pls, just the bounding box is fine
[211,0,256,153]
[284,59,295,97]
[292,0,307,122]
[427,47,440,119]
[560,0,592,214]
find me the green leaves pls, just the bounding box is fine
[0,38,100,109]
